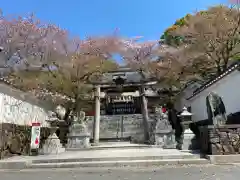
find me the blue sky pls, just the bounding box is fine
[1,0,226,41]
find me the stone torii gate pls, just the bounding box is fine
[91,68,159,145]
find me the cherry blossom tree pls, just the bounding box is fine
[165,5,240,76]
[0,10,120,117]
[0,12,68,75]
[119,38,199,88]
[3,25,120,146]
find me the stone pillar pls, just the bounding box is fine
[93,86,101,145]
[140,86,150,143]
[0,123,3,159]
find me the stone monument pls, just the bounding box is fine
[67,111,91,148]
[206,92,227,126]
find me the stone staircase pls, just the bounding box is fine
[0,143,209,169]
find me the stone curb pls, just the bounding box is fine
[27,159,210,169]
[0,158,209,170]
[31,154,200,164]
[0,161,29,169]
[66,145,163,151]
[206,155,240,164]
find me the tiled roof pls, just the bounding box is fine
[0,77,73,110]
[91,68,155,85]
[187,61,240,100]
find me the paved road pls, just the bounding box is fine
[0,165,239,180]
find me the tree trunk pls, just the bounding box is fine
[217,64,222,76]
[222,62,228,72]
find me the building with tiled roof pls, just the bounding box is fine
[175,61,240,122]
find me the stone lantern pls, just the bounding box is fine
[39,111,66,155]
[178,107,192,127]
[178,107,194,150]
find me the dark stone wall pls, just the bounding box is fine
[86,114,162,143]
[0,123,50,159]
[190,111,240,154]
[199,125,240,155]
[189,119,211,150]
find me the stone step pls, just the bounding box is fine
[66,144,159,151]
[98,141,131,145]
[0,148,208,169]
[28,159,209,169]
[31,154,201,164]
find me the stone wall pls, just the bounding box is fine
[0,84,54,159]
[86,114,152,143]
[86,113,173,144]
[199,125,240,155]
[0,123,50,159]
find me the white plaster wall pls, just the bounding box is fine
[0,92,50,127]
[174,84,199,111]
[174,91,191,111]
[188,70,240,122]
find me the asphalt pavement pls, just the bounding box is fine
[0,165,239,180]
